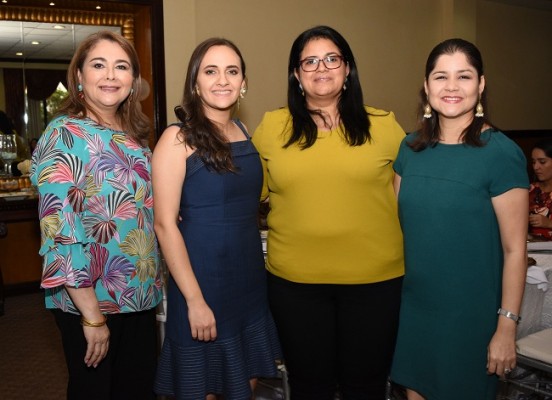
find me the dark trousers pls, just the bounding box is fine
[267,273,403,400]
[52,308,158,400]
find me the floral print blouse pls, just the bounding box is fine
[30,115,163,314]
[529,182,552,240]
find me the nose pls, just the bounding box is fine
[445,78,458,91]
[216,74,229,86]
[106,67,115,80]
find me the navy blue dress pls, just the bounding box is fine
[154,121,282,399]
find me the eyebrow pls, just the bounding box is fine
[303,52,340,58]
[203,64,240,69]
[431,68,475,75]
[88,57,131,65]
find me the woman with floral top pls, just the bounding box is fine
[30,31,162,400]
[529,139,552,240]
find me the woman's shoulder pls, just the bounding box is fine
[483,128,523,153]
[365,105,392,117]
[261,107,291,122]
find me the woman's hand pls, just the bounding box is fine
[188,300,217,341]
[529,213,551,228]
[83,324,110,368]
[486,327,516,377]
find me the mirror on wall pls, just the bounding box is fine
[0,21,121,143]
[0,0,167,154]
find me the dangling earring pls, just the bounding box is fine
[475,100,484,117]
[298,82,304,96]
[343,78,348,91]
[77,83,84,100]
[423,104,432,119]
[128,87,134,102]
[240,87,247,99]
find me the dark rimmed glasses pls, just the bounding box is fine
[299,55,344,72]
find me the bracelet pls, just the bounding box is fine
[497,308,521,324]
[81,314,107,328]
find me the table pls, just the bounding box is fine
[518,253,552,339]
[0,197,38,316]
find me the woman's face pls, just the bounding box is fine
[532,148,552,183]
[77,39,134,116]
[294,38,349,103]
[424,51,484,124]
[195,45,245,117]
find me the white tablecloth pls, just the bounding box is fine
[518,253,552,338]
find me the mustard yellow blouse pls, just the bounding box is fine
[252,107,405,284]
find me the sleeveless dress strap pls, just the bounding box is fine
[233,119,250,139]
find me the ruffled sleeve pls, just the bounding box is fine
[31,116,94,289]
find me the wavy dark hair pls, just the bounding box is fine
[56,30,151,147]
[286,25,370,149]
[174,37,246,173]
[532,139,552,158]
[409,38,494,151]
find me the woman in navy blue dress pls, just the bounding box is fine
[152,38,281,400]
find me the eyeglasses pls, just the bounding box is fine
[299,55,344,72]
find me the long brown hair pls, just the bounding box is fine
[56,30,151,147]
[174,37,246,172]
[409,38,494,151]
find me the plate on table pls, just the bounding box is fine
[527,240,552,252]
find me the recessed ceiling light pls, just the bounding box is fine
[1,0,8,4]
[16,52,23,56]
[31,41,40,45]
[49,2,55,6]
[96,5,101,10]
[53,25,65,29]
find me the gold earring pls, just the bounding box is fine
[475,101,484,117]
[240,87,247,99]
[423,104,432,119]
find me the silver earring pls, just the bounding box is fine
[343,78,348,91]
[423,104,432,119]
[298,82,304,96]
[475,101,484,117]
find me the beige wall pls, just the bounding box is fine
[163,0,552,133]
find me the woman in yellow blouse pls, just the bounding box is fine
[252,25,405,399]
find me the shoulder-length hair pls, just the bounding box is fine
[174,37,246,172]
[286,25,369,149]
[56,30,151,147]
[410,38,494,151]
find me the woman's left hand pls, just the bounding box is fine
[529,213,551,228]
[487,329,516,377]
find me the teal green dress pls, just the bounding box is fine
[390,130,528,400]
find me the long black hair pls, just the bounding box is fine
[285,25,370,149]
[174,37,246,172]
[409,38,494,151]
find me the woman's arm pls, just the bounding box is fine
[393,173,402,198]
[65,286,109,368]
[152,126,216,341]
[487,187,528,376]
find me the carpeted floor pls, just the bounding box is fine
[0,291,67,400]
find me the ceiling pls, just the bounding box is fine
[0,21,120,61]
[0,0,132,62]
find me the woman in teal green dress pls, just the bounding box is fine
[390,38,529,400]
